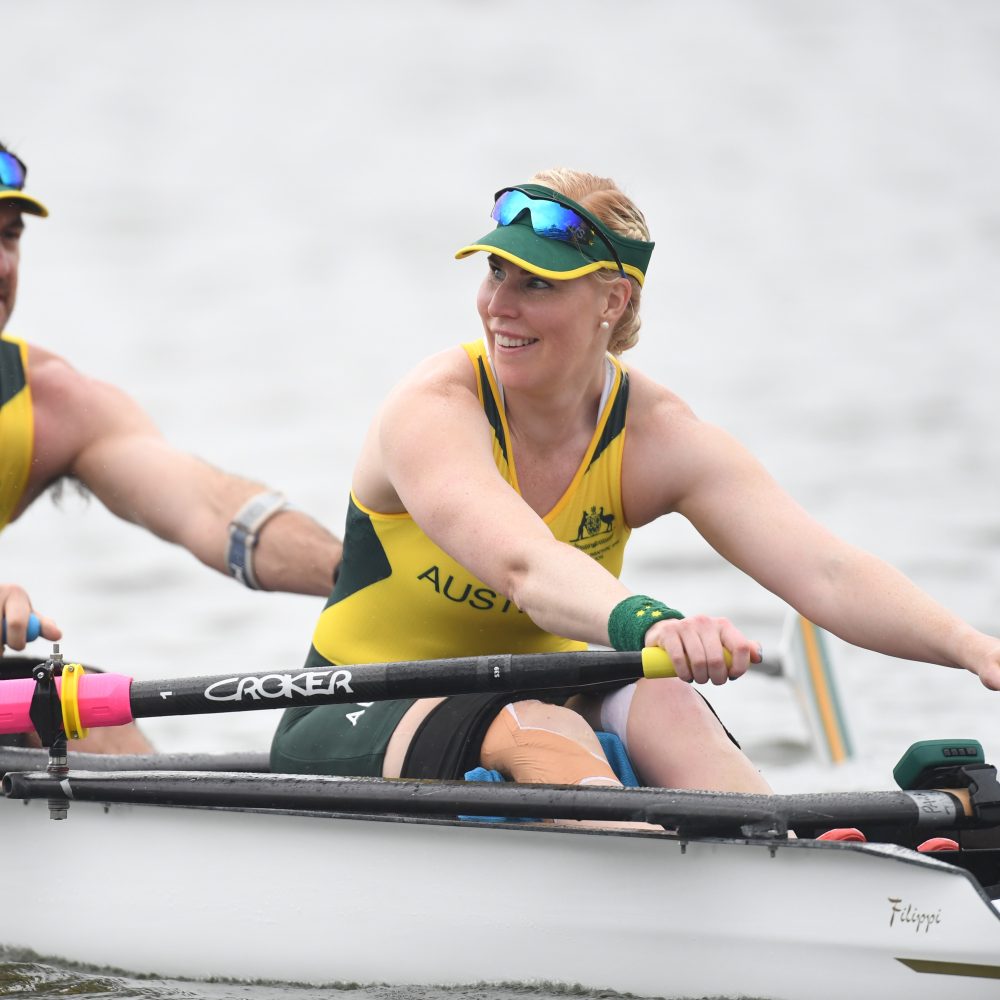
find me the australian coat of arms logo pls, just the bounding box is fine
[569,505,621,562]
[575,505,615,540]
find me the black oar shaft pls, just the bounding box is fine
[127,650,646,720]
[1,769,965,836]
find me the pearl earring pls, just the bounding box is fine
[600,320,610,331]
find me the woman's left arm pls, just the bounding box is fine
[626,379,1000,690]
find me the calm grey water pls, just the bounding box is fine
[0,955,630,1000]
[3,1,1000,998]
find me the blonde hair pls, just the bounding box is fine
[530,168,649,354]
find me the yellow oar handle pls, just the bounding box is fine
[640,647,734,679]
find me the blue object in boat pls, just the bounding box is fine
[1,612,40,645]
[461,731,639,822]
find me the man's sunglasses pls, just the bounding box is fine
[491,188,627,279]
[0,151,28,191]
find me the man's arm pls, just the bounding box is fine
[27,347,342,597]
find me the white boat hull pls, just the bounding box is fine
[2,794,1000,999]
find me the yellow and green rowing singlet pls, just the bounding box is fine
[0,333,33,531]
[308,340,632,668]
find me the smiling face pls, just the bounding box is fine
[0,202,24,332]
[476,255,630,395]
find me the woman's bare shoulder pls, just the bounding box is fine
[622,363,757,526]
[623,363,700,435]
[354,344,484,512]
[391,344,479,396]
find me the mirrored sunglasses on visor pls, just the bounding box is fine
[0,151,27,190]
[491,188,629,279]
[455,184,652,284]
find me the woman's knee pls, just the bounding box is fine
[505,699,602,741]
[633,677,726,727]
[480,700,619,786]
[627,678,745,772]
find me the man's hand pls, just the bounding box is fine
[0,583,61,653]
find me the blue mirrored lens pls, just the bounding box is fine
[492,190,594,245]
[0,152,27,190]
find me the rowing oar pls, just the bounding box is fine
[779,613,854,765]
[3,610,855,767]
[0,767,991,838]
[0,646,685,740]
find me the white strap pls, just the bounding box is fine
[226,491,288,589]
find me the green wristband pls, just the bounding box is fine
[607,595,684,651]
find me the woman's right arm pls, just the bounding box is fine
[355,350,633,645]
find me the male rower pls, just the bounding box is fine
[0,142,344,752]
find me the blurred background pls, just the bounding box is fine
[3,0,998,791]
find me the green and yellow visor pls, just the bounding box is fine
[455,184,652,285]
[0,151,49,217]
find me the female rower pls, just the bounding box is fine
[270,168,1000,797]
